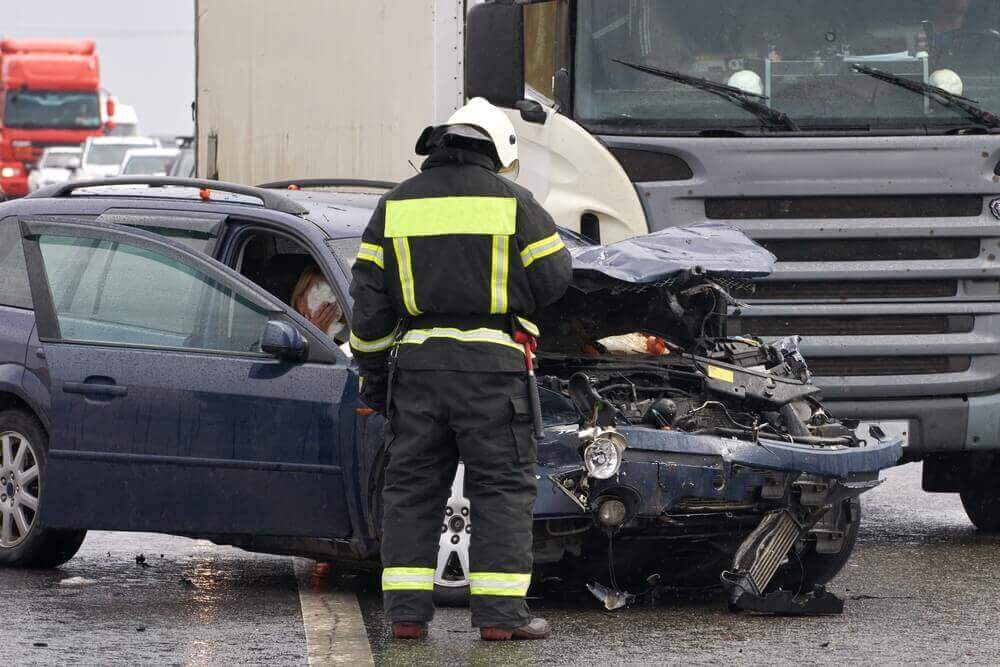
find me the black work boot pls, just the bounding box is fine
[392,622,428,640]
[480,617,550,641]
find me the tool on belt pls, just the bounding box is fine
[513,329,545,440]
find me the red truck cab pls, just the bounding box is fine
[0,40,107,198]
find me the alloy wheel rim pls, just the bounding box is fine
[0,431,41,548]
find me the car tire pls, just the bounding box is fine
[0,409,86,568]
[769,498,861,593]
[960,463,1000,532]
[433,583,470,607]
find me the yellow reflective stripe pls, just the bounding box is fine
[350,330,396,353]
[399,327,523,353]
[384,196,517,238]
[382,567,434,591]
[521,232,565,268]
[469,572,531,597]
[393,237,421,316]
[489,234,510,314]
[515,316,540,338]
[356,242,384,269]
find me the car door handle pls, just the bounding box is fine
[63,382,128,398]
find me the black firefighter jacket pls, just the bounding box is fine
[349,147,573,379]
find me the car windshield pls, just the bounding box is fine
[85,144,143,166]
[575,0,1000,133]
[41,152,80,169]
[122,155,174,175]
[3,90,101,130]
[169,150,195,177]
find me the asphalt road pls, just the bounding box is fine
[6,462,1000,665]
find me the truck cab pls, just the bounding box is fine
[466,0,1000,528]
[0,40,110,197]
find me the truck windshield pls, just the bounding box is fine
[575,0,1000,133]
[3,90,101,130]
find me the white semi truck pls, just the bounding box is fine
[196,1,1000,528]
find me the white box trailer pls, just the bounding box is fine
[194,0,646,242]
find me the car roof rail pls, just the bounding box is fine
[27,177,310,216]
[257,178,398,191]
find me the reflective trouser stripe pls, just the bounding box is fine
[521,232,565,268]
[350,330,396,353]
[490,234,510,314]
[356,242,384,269]
[382,567,435,591]
[399,327,523,353]
[393,237,421,316]
[469,572,531,597]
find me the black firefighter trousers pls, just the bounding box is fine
[380,369,536,629]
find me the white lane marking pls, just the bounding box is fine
[294,558,374,666]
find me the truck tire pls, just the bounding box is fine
[960,466,1000,532]
[769,498,861,593]
[0,409,86,568]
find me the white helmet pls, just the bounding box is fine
[415,97,519,173]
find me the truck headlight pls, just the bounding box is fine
[0,166,19,179]
[580,429,628,480]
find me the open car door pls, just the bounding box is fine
[19,217,354,539]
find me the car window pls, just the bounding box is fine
[38,234,270,353]
[0,220,32,309]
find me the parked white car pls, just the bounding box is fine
[78,136,159,179]
[120,147,180,176]
[27,146,82,192]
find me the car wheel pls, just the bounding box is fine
[960,460,1000,532]
[433,463,471,607]
[0,409,86,568]
[769,498,861,593]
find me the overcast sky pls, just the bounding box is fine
[4,0,195,136]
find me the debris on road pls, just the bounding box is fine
[58,577,96,587]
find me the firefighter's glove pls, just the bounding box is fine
[359,374,389,413]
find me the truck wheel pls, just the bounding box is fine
[960,463,1000,532]
[0,409,86,568]
[433,463,471,607]
[769,498,860,593]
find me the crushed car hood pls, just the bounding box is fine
[565,223,776,293]
[540,224,776,351]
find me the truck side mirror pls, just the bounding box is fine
[261,319,309,361]
[66,156,81,170]
[465,2,525,107]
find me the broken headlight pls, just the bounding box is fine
[579,427,628,480]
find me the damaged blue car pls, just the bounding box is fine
[0,178,901,614]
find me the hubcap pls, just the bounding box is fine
[436,463,471,589]
[0,431,41,548]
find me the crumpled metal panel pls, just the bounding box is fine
[566,222,776,292]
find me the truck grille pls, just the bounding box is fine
[752,280,958,300]
[807,355,971,376]
[738,315,974,337]
[757,238,980,262]
[706,195,982,219]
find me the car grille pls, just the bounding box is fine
[757,238,980,262]
[807,355,971,376]
[751,280,959,300]
[737,314,975,337]
[706,195,983,219]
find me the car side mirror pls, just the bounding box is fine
[66,157,81,170]
[261,320,308,361]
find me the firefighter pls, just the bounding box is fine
[350,97,572,641]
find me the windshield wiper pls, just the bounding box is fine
[851,64,1000,129]
[613,59,799,132]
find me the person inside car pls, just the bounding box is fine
[290,264,347,341]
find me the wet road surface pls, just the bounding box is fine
[7,462,1000,664]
